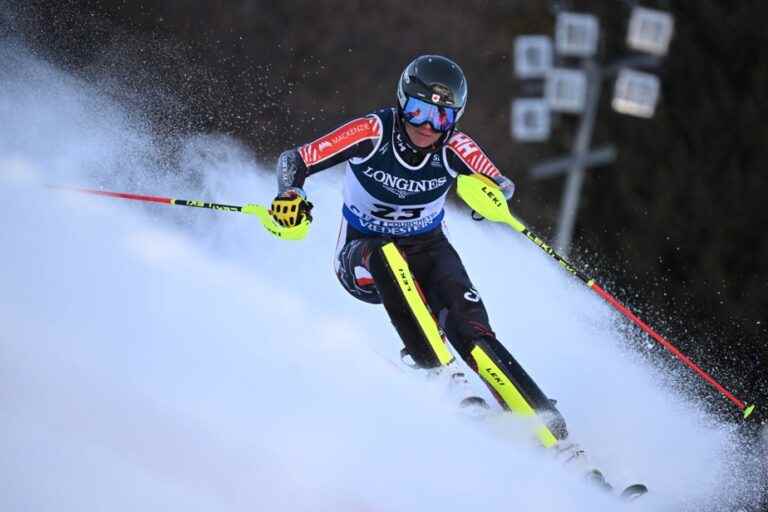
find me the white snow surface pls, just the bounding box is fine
[0,41,762,511]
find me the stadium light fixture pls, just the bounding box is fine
[627,7,674,57]
[555,12,599,58]
[512,98,551,142]
[612,68,660,118]
[514,36,553,79]
[545,67,587,113]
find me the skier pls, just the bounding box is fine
[271,54,572,451]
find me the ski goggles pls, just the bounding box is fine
[401,96,458,133]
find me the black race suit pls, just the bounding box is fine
[277,107,567,439]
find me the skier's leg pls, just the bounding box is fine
[367,241,454,368]
[334,230,383,305]
[334,224,453,369]
[410,234,567,445]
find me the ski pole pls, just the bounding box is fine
[48,185,310,240]
[456,173,757,419]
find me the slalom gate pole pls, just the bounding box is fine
[456,174,756,419]
[48,185,310,240]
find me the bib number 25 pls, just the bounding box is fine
[370,203,424,220]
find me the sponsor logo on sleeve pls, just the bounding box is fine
[299,117,381,166]
[447,133,500,177]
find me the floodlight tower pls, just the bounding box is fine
[512,5,674,257]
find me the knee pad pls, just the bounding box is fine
[335,238,382,304]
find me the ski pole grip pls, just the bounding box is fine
[456,174,525,232]
[243,203,310,241]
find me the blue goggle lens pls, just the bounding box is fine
[402,96,458,133]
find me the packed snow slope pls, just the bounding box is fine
[1,41,763,511]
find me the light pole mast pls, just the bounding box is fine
[554,58,601,254]
[512,5,674,258]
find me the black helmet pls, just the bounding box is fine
[397,55,468,118]
[395,55,467,150]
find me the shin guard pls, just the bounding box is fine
[368,242,454,369]
[467,338,568,446]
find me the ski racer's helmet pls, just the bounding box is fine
[396,55,467,150]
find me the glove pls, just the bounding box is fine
[270,187,314,227]
[491,174,515,201]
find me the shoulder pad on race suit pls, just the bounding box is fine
[298,116,382,167]
[446,132,501,178]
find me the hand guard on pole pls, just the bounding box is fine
[270,187,314,227]
[470,173,515,221]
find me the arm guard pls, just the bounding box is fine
[276,149,306,195]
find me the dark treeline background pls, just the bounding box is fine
[5,0,767,421]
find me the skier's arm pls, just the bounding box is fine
[445,131,515,200]
[276,115,382,194]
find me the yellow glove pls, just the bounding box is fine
[270,187,313,227]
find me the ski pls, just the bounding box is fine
[620,483,649,502]
[587,469,648,502]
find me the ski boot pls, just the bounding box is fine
[404,349,490,416]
